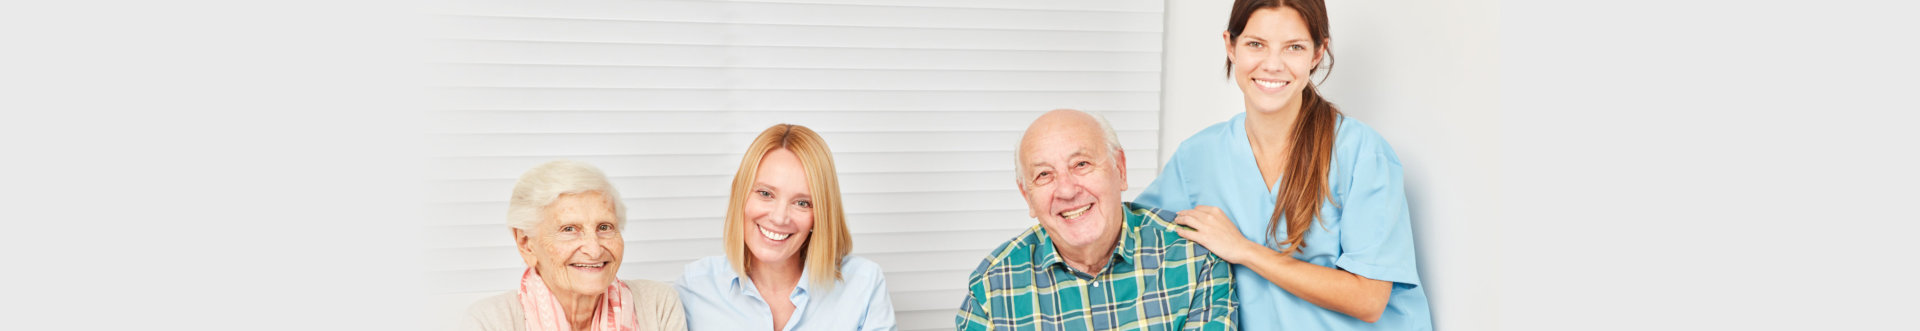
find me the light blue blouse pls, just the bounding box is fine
[1136,113,1433,330]
[673,255,897,331]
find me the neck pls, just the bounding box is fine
[1246,93,1305,149]
[748,256,806,293]
[549,286,602,331]
[1055,212,1124,275]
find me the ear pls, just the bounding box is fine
[1221,31,1236,63]
[513,228,538,268]
[1313,38,1331,70]
[1113,148,1128,191]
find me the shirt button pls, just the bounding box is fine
[1092,282,1100,287]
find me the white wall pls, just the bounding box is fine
[1161,0,1502,329]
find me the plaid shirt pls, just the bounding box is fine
[956,203,1238,331]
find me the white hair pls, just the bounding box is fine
[1014,110,1124,188]
[506,159,627,234]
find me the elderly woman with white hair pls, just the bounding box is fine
[466,160,688,331]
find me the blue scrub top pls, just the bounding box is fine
[1136,113,1433,330]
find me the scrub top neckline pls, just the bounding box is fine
[1233,113,1286,198]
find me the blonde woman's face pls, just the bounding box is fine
[516,191,624,297]
[1226,6,1321,115]
[743,148,815,267]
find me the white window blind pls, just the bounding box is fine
[425,1,1165,329]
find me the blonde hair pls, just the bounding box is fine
[507,160,625,233]
[723,124,852,290]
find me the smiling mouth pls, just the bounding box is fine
[1059,204,1094,220]
[1254,78,1288,90]
[758,225,793,241]
[568,261,608,270]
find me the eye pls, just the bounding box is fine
[1032,171,1054,185]
[1076,161,1092,168]
[560,225,576,232]
[597,223,613,231]
[794,200,812,208]
[1246,41,1264,49]
[755,189,772,198]
[1287,44,1306,51]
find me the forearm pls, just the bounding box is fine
[1237,244,1392,322]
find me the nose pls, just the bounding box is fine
[1052,172,1081,200]
[579,238,607,258]
[1261,52,1287,73]
[768,202,790,226]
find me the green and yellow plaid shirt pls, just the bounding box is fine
[956,203,1237,331]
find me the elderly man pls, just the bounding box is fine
[956,109,1237,330]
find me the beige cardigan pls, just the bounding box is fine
[463,279,687,331]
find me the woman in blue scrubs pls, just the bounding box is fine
[1135,0,1433,329]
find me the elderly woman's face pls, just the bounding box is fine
[516,191,624,297]
[743,148,816,267]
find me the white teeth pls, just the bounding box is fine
[570,262,605,268]
[1059,205,1093,219]
[1255,79,1284,88]
[759,226,792,241]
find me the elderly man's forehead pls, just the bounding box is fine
[1022,113,1104,144]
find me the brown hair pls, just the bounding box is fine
[1226,0,1340,255]
[723,124,852,290]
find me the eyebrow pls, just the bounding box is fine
[1239,34,1310,45]
[752,182,811,199]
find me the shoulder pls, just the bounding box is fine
[1334,115,1397,156]
[967,226,1045,280]
[1169,115,1243,161]
[464,290,521,330]
[1129,206,1227,264]
[1128,206,1187,245]
[622,278,685,321]
[623,278,680,301]
[836,255,887,284]
[674,256,732,294]
[678,256,730,278]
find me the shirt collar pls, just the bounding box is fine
[725,261,813,298]
[1035,204,1142,275]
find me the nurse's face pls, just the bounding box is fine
[1226,6,1323,115]
[1017,111,1128,253]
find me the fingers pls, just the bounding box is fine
[1196,205,1224,215]
[1173,224,1201,241]
[1174,210,1204,230]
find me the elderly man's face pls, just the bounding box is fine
[516,191,624,297]
[1017,112,1128,254]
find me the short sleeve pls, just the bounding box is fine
[1134,149,1197,211]
[1330,137,1424,288]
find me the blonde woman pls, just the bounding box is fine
[674,124,896,331]
[466,160,687,331]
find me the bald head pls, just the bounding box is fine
[1014,109,1124,188]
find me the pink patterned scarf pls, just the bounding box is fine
[518,267,635,331]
